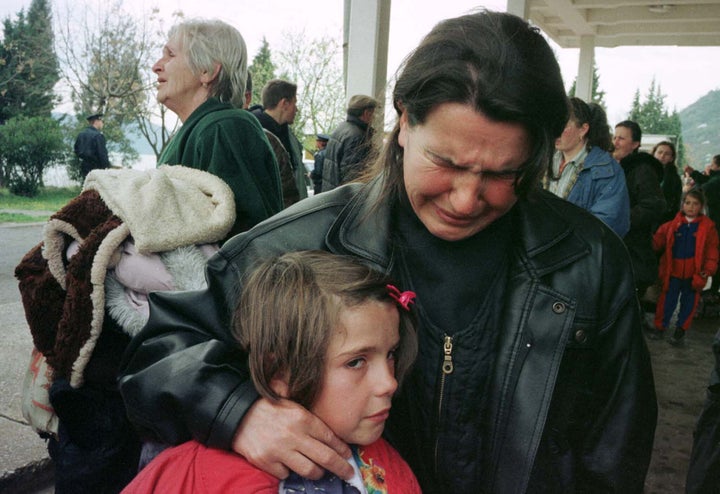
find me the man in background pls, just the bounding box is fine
[321,94,378,192]
[310,133,329,195]
[74,113,110,179]
[250,79,308,200]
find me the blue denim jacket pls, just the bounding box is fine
[566,146,630,237]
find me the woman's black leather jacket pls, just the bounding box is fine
[119,177,657,493]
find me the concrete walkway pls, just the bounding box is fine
[0,269,54,492]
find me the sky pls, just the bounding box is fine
[2,0,720,127]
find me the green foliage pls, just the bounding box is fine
[567,63,607,109]
[0,116,68,196]
[57,1,155,166]
[277,30,345,151]
[628,78,686,165]
[0,185,80,210]
[248,38,277,106]
[0,0,60,123]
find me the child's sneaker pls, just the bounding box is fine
[668,327,685,346]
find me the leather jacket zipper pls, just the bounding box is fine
[434,334,454,472]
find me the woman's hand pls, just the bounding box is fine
[231,397,354,481]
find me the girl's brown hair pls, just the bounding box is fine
[232,250,417,410]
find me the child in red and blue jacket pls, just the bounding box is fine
[651,189,719,345]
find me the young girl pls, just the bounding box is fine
[122,250,421,493]
[650,189,719,345]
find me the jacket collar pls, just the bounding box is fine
[327,180,590,277]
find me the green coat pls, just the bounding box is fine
[159,98,283,237]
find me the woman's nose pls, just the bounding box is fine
[450,174,485,215]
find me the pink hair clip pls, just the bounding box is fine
[387,284,416,311]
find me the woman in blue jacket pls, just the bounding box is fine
[545,97,630,237]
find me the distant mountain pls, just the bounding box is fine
[680,89,720,167]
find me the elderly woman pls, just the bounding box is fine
[652,140,683,223]
[120,11,657,492]
[153,19,283,237]
[545,97,630,236]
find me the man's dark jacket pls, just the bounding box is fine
[321,115,374,192]
[118,179,657,493]
[251,107,308,199]
[620,152,666,290]
[74,126,110,178]
[690,168,720,228]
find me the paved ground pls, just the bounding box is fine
[1,219,718,492]
[643,312,717,493]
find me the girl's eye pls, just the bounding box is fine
[387,349,398,361]
[346,358,366,369]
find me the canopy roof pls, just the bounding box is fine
[529,0,720,48]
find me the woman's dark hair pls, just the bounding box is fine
[568,97,612,152]
[372,10,569,201]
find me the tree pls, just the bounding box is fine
[0,115,67,196]
[568,63,607,109]
[248,38,277,107]
[628,78,686,165]
[56,1,178,169]
[276,30,345,151]
[0,0,59,124]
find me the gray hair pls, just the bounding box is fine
[169,19,247,108]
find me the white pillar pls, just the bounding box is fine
[506,0,528,19]
[576,36,595,102]
[344,0,391,103]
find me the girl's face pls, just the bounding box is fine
[310,300,400,445]
[683,195,703,219]
[654,145,675,165]
[399,102,530,241]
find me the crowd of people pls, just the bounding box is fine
[19,8,720,494]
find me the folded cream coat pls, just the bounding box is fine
[16,166,236,388]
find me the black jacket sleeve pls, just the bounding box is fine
[686,329,720,493]
[118,254,258,449]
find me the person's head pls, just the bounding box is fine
[375,10,568,241]
[316,133,329,150]
[233,251,418,445]
[243,71,253,110]
[612,120,642,161]
[711,154,720,171]
[87,113,104,130]
[682,188,705,219]
[153,19,247,121]
[347,95,379,125]
[556,98,611,157]
[652,141,676,166]
[261,79,298,124]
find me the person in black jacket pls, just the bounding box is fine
[119,11,657,493]
[652,140,682,224]
[310,133,329,195]
[73,113,110,178]
[321,94,379,192]
[613,121,666,299]
[250,80,309,200]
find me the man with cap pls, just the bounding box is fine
[74,113,111,179]
[310,133,329,195]
[321,94,379,192]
